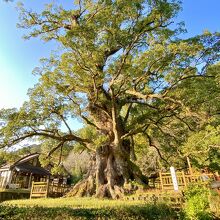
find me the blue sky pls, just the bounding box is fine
[0,0,220,110]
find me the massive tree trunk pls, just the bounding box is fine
[66,97,148,199]
[66,143,148,199]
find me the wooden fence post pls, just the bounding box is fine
[46,179,49,198]
[159,171,163,191]
[182,171,187,187]
[30,181,34,199]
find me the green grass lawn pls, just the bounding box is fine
[3,197,145,208]
[0,197,178,220]
[1,195,220,219]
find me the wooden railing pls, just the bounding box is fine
[126,172,215,209]
[159,171,214,191]
[125,191,184,210]
[30,181,49,198]
[48,183,70,197]
[30,181,70,199]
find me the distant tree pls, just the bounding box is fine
[0,144,40,165]
[183,125,220,171]
[170,63,220,171]
[0,0,219,198]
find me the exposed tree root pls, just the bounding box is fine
[66,145,148,199]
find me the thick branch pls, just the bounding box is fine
[125,90,162,100]
[145,133,170,165]
[47,141,64,158]
[121,124,148,139]
[3,131,92,149]
[124,103,133,124]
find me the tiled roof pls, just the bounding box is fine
[0,153,50,176]
[14,153,40,166]
[15,163,50,176]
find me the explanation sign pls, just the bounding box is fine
[170,166,179,191]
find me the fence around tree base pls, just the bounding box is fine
[126,172,215,209]
[30,172,215,199]
[125,190,184,210]
[149,171,214,191]
[30,181,70,199]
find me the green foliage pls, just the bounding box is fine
[75,125,109,150]
[182,184,212,220]
[71,166,84,185]
[134,134,161,175]
[38,139,73,175]
[209,194,220,219]
[182,125,220,172]
[0,144,40,166]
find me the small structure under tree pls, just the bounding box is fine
[0,153,50,189]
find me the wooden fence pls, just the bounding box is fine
[30,181,70,199]
[126,172,215,209]
[125,190,184,210]
[48,182,70,198]
[158,171,214,191]
[30,172,215,199]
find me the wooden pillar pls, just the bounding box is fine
[2,170,12,188]
[182,171,187,187]
[28,173,33,189]
[51,182,54,194]
[0,173,3,188]
[46,178,50,198]
[30,181,34,199]
[159,171,164,191]
[2,171,7,188]
[7,171,12,185]
[13,171,18,184]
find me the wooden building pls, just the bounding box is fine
[0,153,50,189]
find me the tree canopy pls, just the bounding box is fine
[0,0,219,198]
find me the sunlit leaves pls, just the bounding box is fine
[182,125,220,170]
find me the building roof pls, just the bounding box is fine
[15,163,50,176]
[0,153,50,176]
[14,153,40,166]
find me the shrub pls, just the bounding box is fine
[182,183,212,220]
[209,192,220,219]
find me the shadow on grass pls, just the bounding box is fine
[0,204,179,220]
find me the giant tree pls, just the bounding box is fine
[0,0,220,198]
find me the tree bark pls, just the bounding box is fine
[66,96,148,199]
[66,143,148,199]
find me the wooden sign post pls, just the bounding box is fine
[170,166,179,191]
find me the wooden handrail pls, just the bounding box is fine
[158,172,214,191]
[30,181,70,199]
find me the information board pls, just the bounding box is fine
[170,166,179,191]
